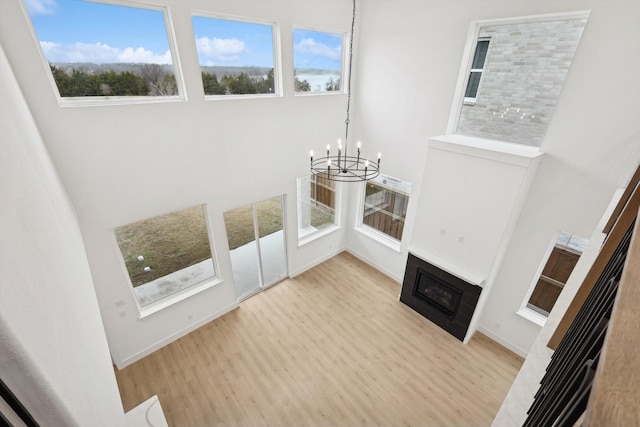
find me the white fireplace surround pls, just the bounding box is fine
[409,134,544,347]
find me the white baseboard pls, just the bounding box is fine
[116,302,239,369]
[345,248,404,284]
[477,326,529,358]
[289,246,346,278]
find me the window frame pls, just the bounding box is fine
[22,0,187,107]
[446,10,591,135]
[292,26,347,96]
[113,204,223,318]
[355,174,411,252]
[297,174,341,246]
[463,38,490,105]
[191,11,282,100]
[517,230,588,327]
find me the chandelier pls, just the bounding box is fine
[309,0,380,182]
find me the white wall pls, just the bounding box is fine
[0,44,126,426]
[1,0,638,375]
[0,0,353,367]
[349,0,640,355]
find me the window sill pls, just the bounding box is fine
[59,95,185,108]
[354,225,401,253]
[516,307,547,327]
[138,277,224,319]
[293,91,344,97]
[298,224,341,247]
[428,134,544,167]
[204,93,281,101]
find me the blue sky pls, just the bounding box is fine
[25,0,173,64]
[191,16,274,67]
[293,29,343,71]
[25,0,344,70]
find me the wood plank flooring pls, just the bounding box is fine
[115,252,523,426]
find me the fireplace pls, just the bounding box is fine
[400,253,482,341]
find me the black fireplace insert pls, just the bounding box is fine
[400,253,482,341]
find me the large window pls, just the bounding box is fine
[24,0,182,103]
[463,38,489,104]
[192,15,278,96]
[359,174,411,246]
[297,174,338,242]
[518,231,589,325]
[293,28,344,93]
[114,205,216,310]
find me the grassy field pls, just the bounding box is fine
[223,198,283,250]
[115,199,333,288]
[114,206,213,287]
[115,201,284,287]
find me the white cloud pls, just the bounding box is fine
[118,47,172,64]
[195,37,246,63]
[24,0,58,15]
[40,41,172,64]
[295,38,341,62]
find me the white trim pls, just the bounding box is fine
[428,135,543,166]
[516,307,547,327]
[517,229,560,319]
[447,10,591,134]
[116,302,239,369]
[292,26,347,95]
[298,224,341,247]
[407,246,485,288]
[191,11,282,99]
[289,246,346,278]
[138,277,224,319]
[346,248,403,284]
[354,225,402,253]
[476,326,529,358]
[21,0,187,107]
[296,175,341,245]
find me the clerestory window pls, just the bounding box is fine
[293,28,344,93]
[192,14,279,97]
[24,0,183,105]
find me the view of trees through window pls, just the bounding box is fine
[192,15,278,96]
[293,28,343,93]
[25,0,180,99]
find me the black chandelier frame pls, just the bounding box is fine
[309,0,380,183]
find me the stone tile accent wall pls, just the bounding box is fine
[456,18,587,146]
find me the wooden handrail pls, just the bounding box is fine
[583,206,640,426]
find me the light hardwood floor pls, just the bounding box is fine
[115,252,523,427]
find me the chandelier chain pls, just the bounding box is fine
[344,0,356,147]
[309,0,380,182]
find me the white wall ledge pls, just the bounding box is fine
[408,246,485,288]
[428,134,544,167]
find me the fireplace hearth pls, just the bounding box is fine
[401,253,482,341]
